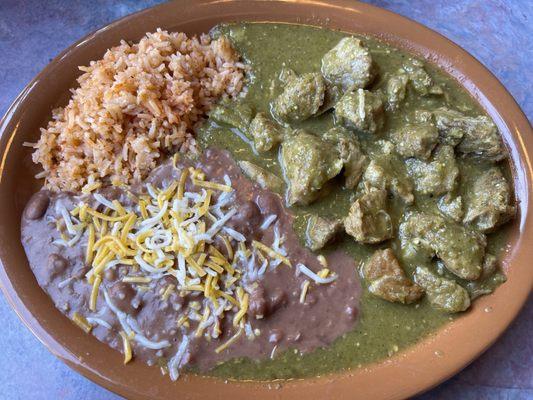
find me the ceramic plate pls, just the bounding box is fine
[0,1,531,399]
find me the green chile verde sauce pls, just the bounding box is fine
[196,22,513,380]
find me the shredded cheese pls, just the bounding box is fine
[215,327,243,354]
[53,165,337,380]
[72,312,92,334]
[297,263,337,284]
[299,280,311,304]
[89,275,102,311]
[85,224,95,264]
[252,240,291,267]
[192,179,232,192]
[122,276,152,283]
[119,331,133,364]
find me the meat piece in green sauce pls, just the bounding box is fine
[324,127,368,189]
[208,102,253,132]
[363,248,424,304]
[400,211,486,280]
[438,193,463,222]
[306,215,343,251]
[248,112,283,152]
[344,187,392,244]
[402,58,443,96]
[391,122,439,160]
[363,141,414,204]
[463,167,515,232]
[280,131,343,205]
[271,72,325,123]
[414,266,471,313]
[238,161,284,193]
[386,71,409,111]
[321,37,375,90]
[465,254,507,299]
[406,145,459,196]
[433,107,506,161]
[335,89,384,134]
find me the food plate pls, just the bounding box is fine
[0,1,531,399]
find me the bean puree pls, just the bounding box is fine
[21,148,361,375]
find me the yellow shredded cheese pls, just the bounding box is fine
[186,256,207,277]
[177,169,189,200]
[183,284,204,292]
[85,224,95,265]
[72,312,92,334]
[177,314,189,328]
[215,290,238,306]
[122,276,152,283]
[192,179,232,192]
[233,292,249,327]
[161,284,175,301]
[197,190,212,216]
[204,275,213,298]
[79,203,88,222]
[94,235,128,255]
[82,182,102,194]
[89,275,102,311]
[119,331,133,364]
[318,268,330,279]
[112,200,126,215]
[252,240,291,267]
[215,328,243,354]
[221,236,234,260]
[204,260,224,274]
[87,208,130,222]
[299,280,311,304]
[195,306,211,338]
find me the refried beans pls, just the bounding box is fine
[21,148,361,378]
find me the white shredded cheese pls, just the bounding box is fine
[168,336,190,381]
[297,263,337,284]
[260,215,277,230]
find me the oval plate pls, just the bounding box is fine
[0,1,531,399]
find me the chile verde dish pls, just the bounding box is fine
[19,22,516,382]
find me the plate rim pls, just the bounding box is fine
[0,1,532,399]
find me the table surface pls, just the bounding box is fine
[0,1,531,399]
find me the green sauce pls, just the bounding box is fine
[196,22,510,380]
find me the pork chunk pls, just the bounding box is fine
[386,71,409,111]
[400,211,486,280]
[414,266,471,313]
[433,107,506,161]
[321,37,375,90]
[466,254,507,299]
[344,187,392,244]
[323,127,368,189]
[402,58,443,96]
[335,89,384,134]
[437,193,463,222]
[208,102,253,132]
[363,248,424,304]
[272,72,325,122]
[248,112,283,152]
[406,145,459,196]
[391,122,439,160]
[306,215,343,251]
[362,141,414,204]
[463,167,515,232]
[280,131,343,205]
